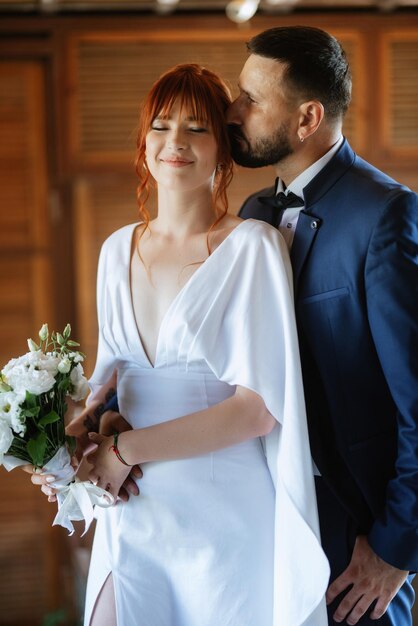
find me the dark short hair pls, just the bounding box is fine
[247,26,352,119]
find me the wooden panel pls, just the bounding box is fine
[381,31,418,156]
[0,468,51,623]
[0,64,54,364]
[0,63,45,251]
[0,61,58,626]
[69,35,247,166]
[73,175,143,374]
[69,30,365,166]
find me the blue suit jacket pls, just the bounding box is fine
[239,139,418,571]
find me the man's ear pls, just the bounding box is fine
[297,100,325,142]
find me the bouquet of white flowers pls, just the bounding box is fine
[0,323,113,534]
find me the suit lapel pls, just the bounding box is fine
[291,139,356,294]
[291,212,322,292]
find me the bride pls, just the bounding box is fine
[32,63,329,626]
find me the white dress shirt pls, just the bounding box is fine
[277,136,344,249]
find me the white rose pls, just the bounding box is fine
[2,351,60,395]
[0,418,14,462]
[58,358,71,374]
[69,363,89,402]
[4,364,56,395]
[0,391,25,436]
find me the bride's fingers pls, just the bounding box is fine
[31,473,56,486]
[41,484,57,497]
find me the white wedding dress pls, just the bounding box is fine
[85,219,329,626]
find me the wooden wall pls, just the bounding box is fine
[0,10,417,624]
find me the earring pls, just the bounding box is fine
[299,134,304,143]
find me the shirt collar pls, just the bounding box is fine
[276,136,344,199]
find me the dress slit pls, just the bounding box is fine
[89,571,117,626]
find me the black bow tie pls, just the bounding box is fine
[258,191,304,211]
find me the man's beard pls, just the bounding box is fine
[228,123,293,168]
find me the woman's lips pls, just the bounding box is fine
[161,159,193,168]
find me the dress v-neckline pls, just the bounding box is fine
[127,220,248,369]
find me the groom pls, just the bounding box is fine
[228,26,418,626]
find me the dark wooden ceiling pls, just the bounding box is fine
[0,0,417,13]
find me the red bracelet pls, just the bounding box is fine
[109,432,131,466]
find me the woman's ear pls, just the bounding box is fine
[297,100,325,143]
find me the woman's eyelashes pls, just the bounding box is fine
[150,125,209,133]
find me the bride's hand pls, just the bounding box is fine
[86,432,132,502]
[21,455,79,503]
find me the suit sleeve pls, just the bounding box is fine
[365,189,418,570]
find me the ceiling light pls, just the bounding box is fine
[155,0,180,14]
[226,0,260,23]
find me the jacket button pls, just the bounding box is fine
[311,220,319,230]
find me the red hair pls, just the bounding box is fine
[135,64,233,246]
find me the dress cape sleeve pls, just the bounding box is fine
[195,220,330,626]
[88,235,120,398]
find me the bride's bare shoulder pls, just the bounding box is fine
[210,214,243,247]
[221,214,243,229]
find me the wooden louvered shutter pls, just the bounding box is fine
[381,32,418,155]
[0,61,58,625]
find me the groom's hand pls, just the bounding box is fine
[66,404,142,502]
[326,535,408,625]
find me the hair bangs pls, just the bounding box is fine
[135,64,234,240]
[150,70,219,130]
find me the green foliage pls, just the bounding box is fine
[39,410,61,427]
[27,431,47,467]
